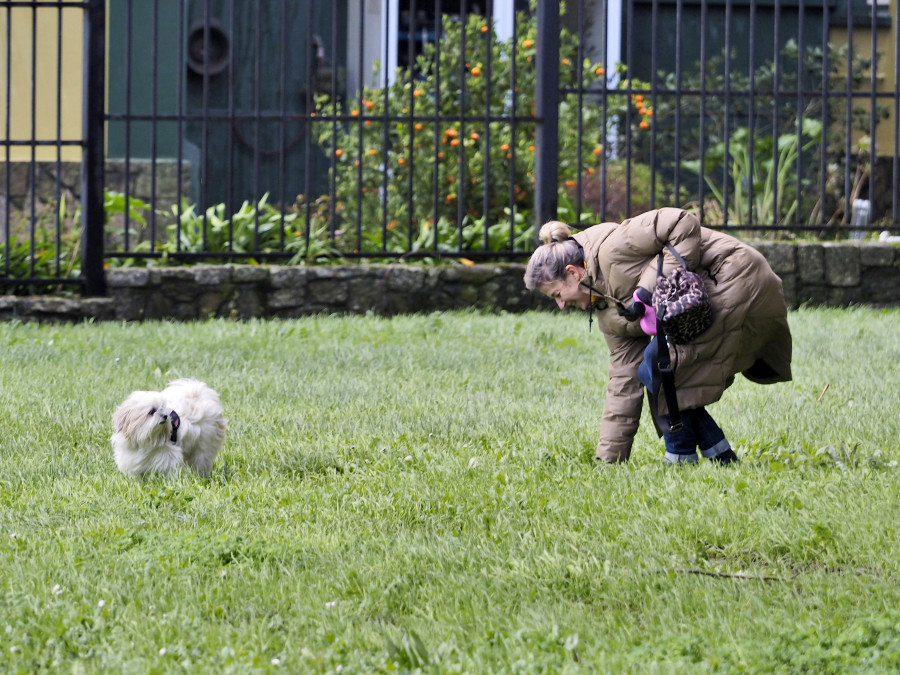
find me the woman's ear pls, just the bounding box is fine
[565,264,584,279]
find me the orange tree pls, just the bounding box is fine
[311,10,650,256]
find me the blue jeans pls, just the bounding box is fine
[638,339,731,463]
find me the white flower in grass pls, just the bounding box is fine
[159,647,167,656]
[52,584,63,595]
[271,658,281,666]
[97,600,105,608]
[325,600,337,609]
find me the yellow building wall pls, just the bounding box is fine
[0,2,83,162]
[830,0,899,157]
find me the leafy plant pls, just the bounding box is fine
[134,193,297,258]
[682,119,823,226]
[311,10,651,254]
[637,39,890,230]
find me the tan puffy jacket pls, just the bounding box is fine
[572,208,792,462]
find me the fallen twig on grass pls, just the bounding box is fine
[673,568,786,582]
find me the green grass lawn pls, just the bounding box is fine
[1,307,899,673]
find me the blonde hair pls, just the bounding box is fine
[523,221,583,290]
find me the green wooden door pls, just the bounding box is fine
[108,0,346,211]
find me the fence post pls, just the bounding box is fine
[81,0,106,296]
[534,0,560,235]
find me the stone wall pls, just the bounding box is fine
[0,241,898,322]
[0,159,191,233]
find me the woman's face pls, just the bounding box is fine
[540,264,591,310]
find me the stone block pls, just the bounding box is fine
[169,301,200,321]
[347,278,385,313]
[232,265,270,283]
[227,286,265,318]
[107,268,152,288]
[795,284,829,307]
[197,291,225,318]
[268,287,305,309]
[860,267,900,304]
[823,244,861,287]
[779,274,797,309]
[828,286,863,306]
[193,265,232,285]
[308,278,349,305]
[269,266,307,289]
[752,242,796,274]
[797,244,825,283]
[382,266,426,292]
[859,244,896,268]
[108,287,148,320]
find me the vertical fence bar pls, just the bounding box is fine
[722,0,732,224]
[817,0,828,226]
[278,0,287,248]
[123,0,132,250]
[672,0,684,209]
[406,0,417,249]
[506,0,518,244]
[29,3,36,278]
[82,0,106,296]
[534,0,559,230]
[697,0,708,222]
[747,0,756,225]
[176,0,185,237]
[771,0,781,223]
[431,0,443,253]
[226,0,235,221]
[599,0,610,218]
[648,0,659,211]
[573,0,585,223]
[795,0,805,227]
[482,0,493,246]
[55,4,63,278]
[3,2,10,277]
[843,1,853,225]
[252,0,262,250]
[868,0,877,209]
[150,0,159,246]
[894,0,900,224]
[455,0,468,247]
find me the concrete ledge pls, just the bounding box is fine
[1,242,898,322]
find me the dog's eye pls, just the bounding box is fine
[149,408,157,416]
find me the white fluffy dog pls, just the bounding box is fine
[111,378,227,477]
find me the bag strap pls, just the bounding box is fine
[664,242,690,270]
[649,242,685,433]
[654,296,683,433]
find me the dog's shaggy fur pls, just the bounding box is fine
[111,378,227,477]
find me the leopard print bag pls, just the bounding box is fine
[651,243,712,344]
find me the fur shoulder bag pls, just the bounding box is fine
[651,242,712,345]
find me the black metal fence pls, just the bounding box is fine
[2,0,899,295]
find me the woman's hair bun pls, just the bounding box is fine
[538,220,572,245]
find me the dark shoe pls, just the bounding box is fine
[710,449,739,465]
